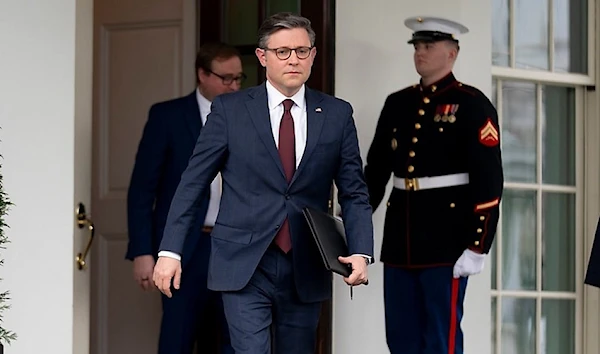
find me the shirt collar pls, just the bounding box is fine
[195,88,212,115]
[266,80,305,111]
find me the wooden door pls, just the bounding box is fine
[90,0,197,353]
[197,1,336,353]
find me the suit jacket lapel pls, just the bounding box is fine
[246,84,286,179]
[291,87,325,186]
[184,91,202,142]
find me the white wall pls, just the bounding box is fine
[333,1,493,353]
[0,0,92,353]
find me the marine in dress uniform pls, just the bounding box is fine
[364,17,504,354]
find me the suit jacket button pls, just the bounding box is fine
[285,195,290,200]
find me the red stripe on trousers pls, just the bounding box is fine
[448,278,459,354]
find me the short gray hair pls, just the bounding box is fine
[257,12,316,49]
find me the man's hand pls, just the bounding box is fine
[152,256,182,298]
[338,255,368,286]
[133,255,156,291]
[453,248,486,278]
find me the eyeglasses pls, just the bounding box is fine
[263,46,313,60]
[208,70,247,85]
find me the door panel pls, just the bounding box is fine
[91,0,196,353]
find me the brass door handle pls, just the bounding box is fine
[75,202,95,270]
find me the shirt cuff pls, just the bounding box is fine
[158,250,181,261]
[351,254,373,265]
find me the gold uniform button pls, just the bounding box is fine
[474,241,480,246]
[418,109,425,116]
[415,123,421,129]
[477,228,483,233]
[387,202,390,207]
[450,203,455,208]
[423,97,430,104]
[393,128,397,132]
[408,165,414,172]
[439,127,444,132]
[480,216,485,221]
[412,137,418,143]
[431,85,437,92]
[409,151,415,157]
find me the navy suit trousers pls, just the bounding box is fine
[221,247,322,354]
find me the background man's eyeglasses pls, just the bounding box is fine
[263,46,313,60]
[208,70,247,85]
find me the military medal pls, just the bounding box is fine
[391,138,398,150]
[448,104,459,123]
[435,104,451,122]
[434,104,459,123]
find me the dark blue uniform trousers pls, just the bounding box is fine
[221,246,322,354]
[384,265,468,354]
[159,232,234,354]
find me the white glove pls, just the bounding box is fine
[453,249,486,278]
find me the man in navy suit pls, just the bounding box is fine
[152,12,374,354]
[126,42,244,354]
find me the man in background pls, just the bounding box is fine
[126,41,245,354]
[364,17,504,354]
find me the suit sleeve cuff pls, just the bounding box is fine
[158,251,181,261]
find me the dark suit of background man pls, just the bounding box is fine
[364,17,504,354]
[126,42,246,354]
[152,12,374,354]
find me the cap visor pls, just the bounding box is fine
[407,35,435,44]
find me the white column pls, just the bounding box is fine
[334,1,493,353]
[0,1,93,353]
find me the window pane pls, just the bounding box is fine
[542,86,576,185]
[225,0,259,45]
[541,300,575,354]
[515,0,549,70]
[491,296,498,354]
[542,192,576,291]
[502,189,537,291]
[501,297,536,353]
[501,81,537,183]
[267,0,300,15]
[492,0,510,66]
[492,297,497,354]
[554,0,588,73]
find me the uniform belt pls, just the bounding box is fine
[202,226,214,233]
[393,173,469,191]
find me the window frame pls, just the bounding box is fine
[492,0,595,82]
[491,78,585,354]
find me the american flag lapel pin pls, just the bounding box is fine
[315,107,322,112]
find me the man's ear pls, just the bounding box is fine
[197,68,206,83]
[255,48,267,67]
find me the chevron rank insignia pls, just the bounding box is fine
[479,118,499,147]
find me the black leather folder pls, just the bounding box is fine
[302,207,352,278]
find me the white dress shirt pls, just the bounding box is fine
[265,80,307,168]
[196,89,222,227]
